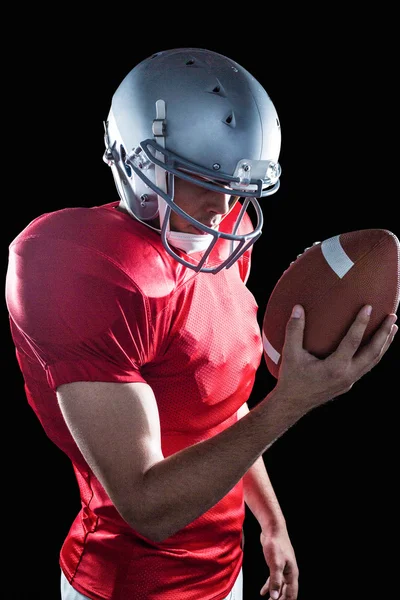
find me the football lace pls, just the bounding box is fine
[289,240,321,265]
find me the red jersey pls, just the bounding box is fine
[6,201,263,600]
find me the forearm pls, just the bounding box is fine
[243,456,286,532]
[140,388,306,542]
[239,403,286,532]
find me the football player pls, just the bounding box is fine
[5,48,397,600]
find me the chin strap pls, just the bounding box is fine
[152,100,169,229]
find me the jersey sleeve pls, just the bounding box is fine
[6,236,153,391]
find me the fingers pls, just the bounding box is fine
[260,568,299,599]
[385,323,398,352]
[333,304,373,360]
[260,573,281,598]
[372,315,398,356]
[354,313,398,372]
[260,575,281,599]
[260,576,269,596]
[260,581,298,599]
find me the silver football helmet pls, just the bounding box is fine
[103,48,282,273]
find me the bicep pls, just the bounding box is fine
[56,380,164,528]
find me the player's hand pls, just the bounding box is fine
[259,525,299,599]
[275,304,397,410]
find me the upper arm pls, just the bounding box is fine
[57,380,164,534]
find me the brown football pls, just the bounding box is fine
[262,229,400,378]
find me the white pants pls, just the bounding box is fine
[60,566,243,600]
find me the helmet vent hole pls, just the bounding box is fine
[208,79,226,97]
[223,112,236,128]
[186,59,195,65]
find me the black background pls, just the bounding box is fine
[4,10,399,600]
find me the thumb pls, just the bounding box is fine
[291,304,304,319]
[283,304,305,354]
